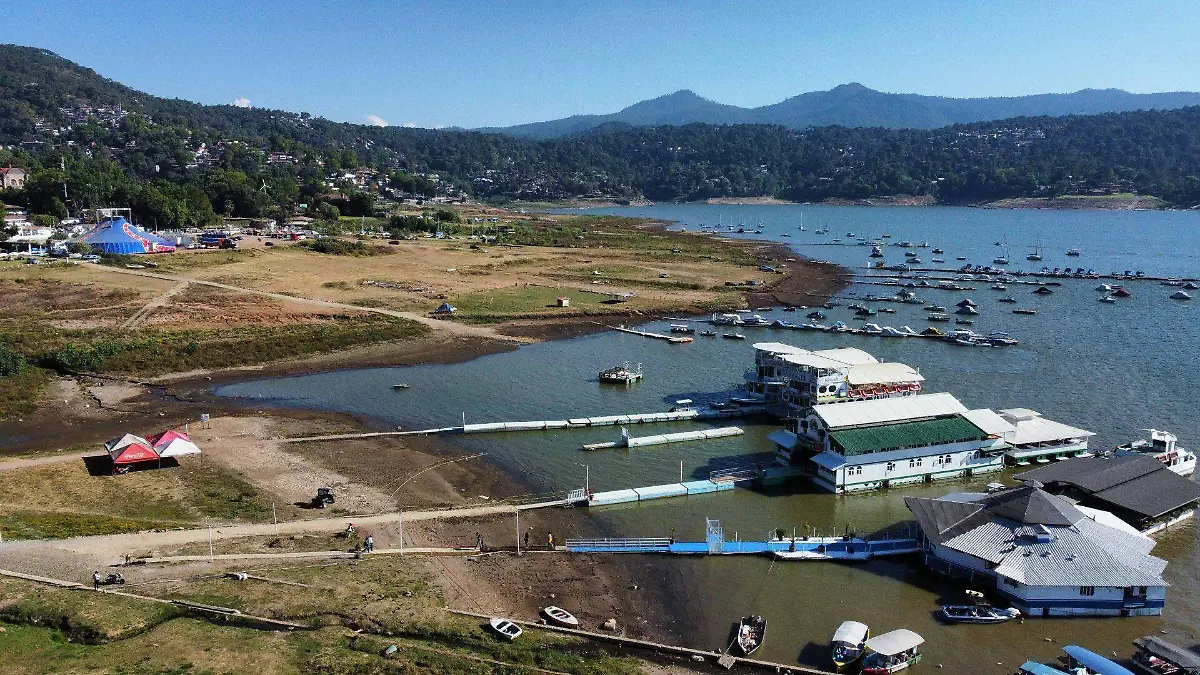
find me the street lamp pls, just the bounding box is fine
[579,463,589,495]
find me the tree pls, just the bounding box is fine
[316,202,340,222]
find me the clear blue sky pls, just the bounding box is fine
[3,0,1199,129]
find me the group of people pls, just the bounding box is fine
[340,524,559,554]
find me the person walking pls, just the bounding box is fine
[475,532,483,551]
[547,532,554,550]
[92,570,101,589]
[523,529,530,550]
[364,535,374,553]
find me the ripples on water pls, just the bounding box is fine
[218,205,1200,670]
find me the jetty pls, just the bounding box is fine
[611,325,693,343]
[567,519,919,561]
[582,425,744,451]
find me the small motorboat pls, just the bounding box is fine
[924,305,946,312]
[699,330,718,336]
[735,615,767,656]
[1012,308,1038,315]
[880,326,907,337]
[878,307,896,314]
[1112,286,1132,298]
[956,256,967,260]
[489,617,523,641]
[1066,248,1082,257]
[940,594,1020,624]
[599,363,643,384]
[927,313,950,322]
[831,620,870,670]
[992,283,1007,291]
[862,629,923,674]
[1032,285,1054,295]
[669,324,695,334]
[1099,295,1116,303]
[392,383,411,390]
[1131,635,1200,675]
[807,310,827,320]
[1171,290,1192,300]
[932,248,944,254]
[542,606,579,628]
[722,332,747,340]
[998,296,1018,303]
[954,306,979,315]
[955,319,974,325]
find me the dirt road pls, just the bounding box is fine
[87,263,534,343]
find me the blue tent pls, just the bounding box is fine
[81,217,176,254]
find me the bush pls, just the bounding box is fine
[0,343,28,376]
[298,239,392,257]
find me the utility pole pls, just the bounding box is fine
[514,508,520,554]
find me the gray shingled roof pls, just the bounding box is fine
[906,487,1168,588]
[1015,455,1200,520]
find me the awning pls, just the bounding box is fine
[766,429,798,450]
[865,629,924,656]
[832,621,869,645]
[1063,646,1135,675]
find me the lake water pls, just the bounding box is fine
[218,205,1200,672]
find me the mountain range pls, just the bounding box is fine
[480,84,1200,137]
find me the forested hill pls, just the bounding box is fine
[481,83,1200,138]
[2,44,1200,216]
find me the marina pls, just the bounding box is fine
[216,204,1200,673]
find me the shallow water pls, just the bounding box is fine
[218,205,1200,671]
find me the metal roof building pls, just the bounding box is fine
[906,485,1169,617]
[1015,455,1200,529]
[812,392,967,429]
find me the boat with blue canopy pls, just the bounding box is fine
[1064,645,1136,675]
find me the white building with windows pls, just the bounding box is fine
[907,485,1168,617]
[747,343,923,412]
[780,393,1010,493]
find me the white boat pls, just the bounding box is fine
[489,617,523,640]
[1171,291,1192,300]
[880,326,906,337]
[870,245,884,258]
[831,621,870,670]
[992,283,1007,291]
[1099,295,1116,303]
[1066,248,1082,256]
[862,323,883,334]
[899,326,918,336]
[711,313,744,326]
[669,324,695,333]
[1115,429,1196,476]
[939,603,1020,624]
[599,363,643,384]
[862,629,923,674]
[542,606,579,628]
[742,314,771,327]
[736,615,767,655]
[1096,284,1113,292]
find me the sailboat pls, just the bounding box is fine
[1026,237,1044,262]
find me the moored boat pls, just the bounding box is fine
[599,363,643,384]
[489,617,523,640]
[939,591,1020,624]
[862,629,923,674]
[998,296,1018,303]
[1115,429,1196,476]
[542,606,579,628]
[699,330,717,336]
[831,620,869,670]
[1012,308,1037,315]
[1099,295,1116,303]
[669,324,695,333]
[1066,248,1082,257]
[1171,290,1192,300]
[1064,645,1135,675]
[736,615,767,656]
[1130,635,1200,675]
[722,332,746,340]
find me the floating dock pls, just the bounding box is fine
[567,519,918,561]
[611,325,693,343]
[461,408,755,434]
[586,479,735,506]
[582,426,744,451]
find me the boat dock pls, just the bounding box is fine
[611,325,694,343]
[567,519,918,561]
[582,426,744,451]
[461,408,755,433]
[585,479,737,505]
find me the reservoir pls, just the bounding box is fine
[218,205,1200,672]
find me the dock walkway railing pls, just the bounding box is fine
[565,537,672,553]
[709,466,760,483]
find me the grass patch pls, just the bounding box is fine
[0,313,429,377]
[0,367,48,420]
[180,462,272,522]
[449,285,610,316]
[0,579,181,644]
[297,239,394,257]
[0,511,179,540]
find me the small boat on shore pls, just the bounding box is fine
[542,606,579,628]
[489,617,523,640]
[831,620,869,670]
[1131,635,1200,675]
[862,629,923,674]
[735,615,767,656]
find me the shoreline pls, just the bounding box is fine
[552,193,1175,210]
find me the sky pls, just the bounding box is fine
[2,0,1199,129]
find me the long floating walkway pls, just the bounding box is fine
[582,426,744,451]
[610,325,694,343]
[566,535,919,560]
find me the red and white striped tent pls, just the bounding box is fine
[148,429,202,458]
[104,433,159,464]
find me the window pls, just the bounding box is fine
[909,459,916,468]
[1079,586,1095,596]
[916,458,923,467]
[854,466,863,476]
[886,462,896,472]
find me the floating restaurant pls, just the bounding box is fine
[907,484,1168,617]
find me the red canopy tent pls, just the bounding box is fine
[104,433,159,471]
[147,429,202,458]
